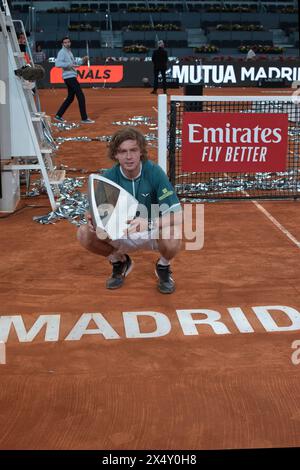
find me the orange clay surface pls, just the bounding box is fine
[0,87,300,449]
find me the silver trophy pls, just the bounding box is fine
[88,174,138,240]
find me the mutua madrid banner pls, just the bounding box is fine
[50,65,124,84]
[172,63,300,85]
[182,112,288,173]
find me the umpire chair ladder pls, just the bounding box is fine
[0,0,64,212]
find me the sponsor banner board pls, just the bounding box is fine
[50,65,124,83]
[182,112,288,173]
[40,61,300,88]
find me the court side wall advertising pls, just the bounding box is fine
[41,61,300,88]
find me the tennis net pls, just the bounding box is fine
[162,95,300,200]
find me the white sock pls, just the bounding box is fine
[158,256,170,266]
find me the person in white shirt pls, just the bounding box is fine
[54,37,94,124]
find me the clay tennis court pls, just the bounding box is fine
[1,87,300,450]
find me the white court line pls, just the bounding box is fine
[153,106,170,126]
[224,173,300,249]
[260,90,293,94]
[251,199,300,249]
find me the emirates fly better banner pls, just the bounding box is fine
[182,113,288,173]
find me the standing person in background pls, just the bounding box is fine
[151,40,168,95]
[54,36,94,124]
[17,32,31,64]
[33,44,46,64]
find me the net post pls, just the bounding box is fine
[168,100,177,187]
[158,94,168,173]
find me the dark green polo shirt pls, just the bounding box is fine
[103,160,181,220]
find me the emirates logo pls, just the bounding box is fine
[182,112,288,172]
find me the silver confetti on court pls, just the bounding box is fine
[177,169,300,200]
[52,122,80,131]
[112,115,156,127]
[32,177,89,225]
[30,115,160,224]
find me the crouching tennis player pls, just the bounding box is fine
[77,128,182,294]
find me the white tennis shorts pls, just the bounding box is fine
[109,229,158,255]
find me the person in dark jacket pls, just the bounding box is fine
[151,40,168,94]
